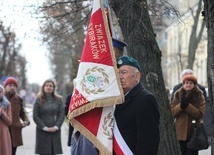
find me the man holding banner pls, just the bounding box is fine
[70,38,127,155]
[114,56,160,154]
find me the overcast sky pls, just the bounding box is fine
[1,0,52,85]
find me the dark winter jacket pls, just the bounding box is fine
[114,82,160,155]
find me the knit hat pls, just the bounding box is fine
[4,77,18,87]
[182,75,197,85]
[116,56,140,71]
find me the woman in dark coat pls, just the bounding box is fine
[171,75,206,155]
[33,79,65,155]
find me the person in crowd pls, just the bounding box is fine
[0,84,12,155]
[170,69,211,139]
[171,74,206,155]
[171,69,207,102]
[33,79,65,155]
[64,83,74,146]
[4,77,30,155]
[114,56,160,154]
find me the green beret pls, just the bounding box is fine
[116,56,140,71]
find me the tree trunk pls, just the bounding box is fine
[188,0,205,69]
[110,0,180,154]
[203,0,214,154]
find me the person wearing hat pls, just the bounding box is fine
[114,56,160,155]
[170,69,211,140]
[4,77,30,155]
[170,69,207,103]
[171,75,206,155]
[0,84,12,155]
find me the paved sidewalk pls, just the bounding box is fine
[199,146,211,155]
[200,148,211,155]
[16,114,70,155]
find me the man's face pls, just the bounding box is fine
[4,83,17,97]
[5,83,17,93]
[118,65,140,94]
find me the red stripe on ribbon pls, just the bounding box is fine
[113,136,124,155]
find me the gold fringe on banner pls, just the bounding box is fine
[70,117,112,155]
[68,95,124,119]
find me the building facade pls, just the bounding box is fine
[153,0,207,89]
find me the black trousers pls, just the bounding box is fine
[12,147,17,155]
[179,141,198,155]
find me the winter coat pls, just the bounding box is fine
[114,82,160,155]
[0,100,12,155]
[5,93,30,147]
[171,83,207,102]
[171,86,206,141]
[33,95,65,154]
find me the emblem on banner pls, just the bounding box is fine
[81,66,109,95]
[103,112,114,140]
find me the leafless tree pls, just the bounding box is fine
[0,21,27,89]
[187,0,205,69]
[37,1,89,93]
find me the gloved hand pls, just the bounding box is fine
[180,97,189,109]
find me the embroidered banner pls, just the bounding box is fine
[68,0,124,154]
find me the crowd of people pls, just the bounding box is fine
[0,42,209,155]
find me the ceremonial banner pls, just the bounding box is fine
[68,0,124,154]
